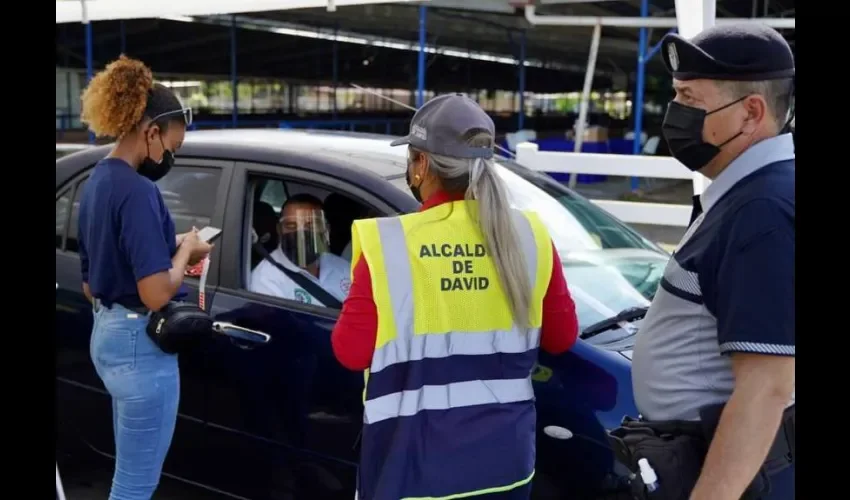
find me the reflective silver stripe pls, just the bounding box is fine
[375,216,414,338]
[364,378,535,424]
[371,327,541,374]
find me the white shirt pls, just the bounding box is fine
[249,247,352,306]
[341,242,353,262]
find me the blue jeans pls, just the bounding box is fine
[90,301,180,500]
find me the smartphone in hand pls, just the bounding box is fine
[197,226,223,244]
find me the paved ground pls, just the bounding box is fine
[63,476,218,500]
[59,457,228,500]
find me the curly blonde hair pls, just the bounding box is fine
[80,55,153,139]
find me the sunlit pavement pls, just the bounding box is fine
[59,459,228,500]
[657,242,678,253]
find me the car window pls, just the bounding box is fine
[60,166,222,254]
[245,174,366,310]
[66,178,88,253]
[56,189,71,249]
[258,179,287,213]
[156,166,223,234]
[551,192,657,250]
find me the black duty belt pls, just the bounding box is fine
[99,296,149,315]
[607,403,795,500]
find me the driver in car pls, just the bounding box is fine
[249,194,351,306]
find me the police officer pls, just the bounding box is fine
[331,94,580,500]
[77,56,212,499]
[630,24,795,500]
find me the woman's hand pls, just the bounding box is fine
[182,230,214,266]
[176,227,199,247]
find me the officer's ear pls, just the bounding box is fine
[741,94,767,134]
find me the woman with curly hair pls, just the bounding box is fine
[77,55,212,499]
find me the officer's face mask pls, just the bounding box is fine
[278,209,330,269]
[139,126,175,182]
[661,96,748,172]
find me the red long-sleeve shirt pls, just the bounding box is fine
[331,191,579,371]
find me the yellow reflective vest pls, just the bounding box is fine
[350,199,553,500]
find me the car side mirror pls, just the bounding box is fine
[212,321,271,345]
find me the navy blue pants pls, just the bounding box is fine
[479,483,532,499]
[763,463,794,500]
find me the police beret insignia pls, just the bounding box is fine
[661,23,794,82]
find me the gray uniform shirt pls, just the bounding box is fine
[632,134,796,421]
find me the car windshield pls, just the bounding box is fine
[492,165,666,330]
[390,162,668,333]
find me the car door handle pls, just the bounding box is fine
[212,321,271,346]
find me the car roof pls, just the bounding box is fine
[184,128,409,179]
[55,128,413,190]
[55,143,93,151]
[54,129,552,206]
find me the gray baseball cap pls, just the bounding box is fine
[390,93,496,159]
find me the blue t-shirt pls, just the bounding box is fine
[78,158,183,307]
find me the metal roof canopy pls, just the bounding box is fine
[56,0,422,24]
[522,3,794,29]
[56,18,603,93]
[55,1,796,102]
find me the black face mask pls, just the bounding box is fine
[406,156,423,203]
[280,231,320,268]
[661,97,746,172]
[138,134,174,182]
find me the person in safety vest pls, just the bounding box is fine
[250,193,351,305]
[331,93,580,500]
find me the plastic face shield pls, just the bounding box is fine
[278,208,330,268]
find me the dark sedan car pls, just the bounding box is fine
[56,129,668,500]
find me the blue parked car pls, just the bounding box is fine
[55,129,669,500]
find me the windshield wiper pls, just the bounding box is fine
[581,307,648,340]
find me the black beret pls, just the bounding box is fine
[661,23,794,81]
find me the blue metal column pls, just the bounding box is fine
[630,0,650,191]
[86,22,95,144]
[332,25,339,120]
[518,30,526,131]
[62,27,72,136]
[119,20,126,54]
[230,15,238,128]
[416,5,427,107]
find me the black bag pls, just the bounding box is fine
[608,417,707,500]
[146,301,214,354]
